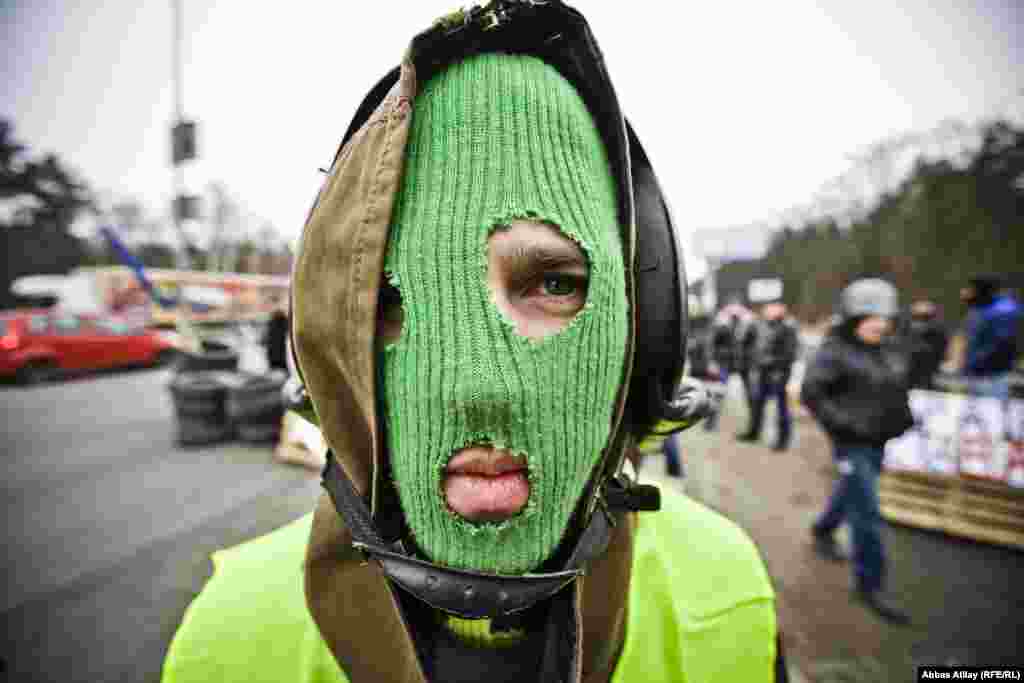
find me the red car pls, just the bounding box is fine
[0,309,177,383]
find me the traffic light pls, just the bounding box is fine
[172,120,197,165]
[173,194,202,222]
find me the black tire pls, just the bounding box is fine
[237,420,282,444]
[168,373,231,439]
[17,360,58,386]
[176,341,240,373]
[153,348,179,368]
[176,416,233,446]
[226,373,286,424]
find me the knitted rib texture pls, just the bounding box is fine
[380,53,627,574]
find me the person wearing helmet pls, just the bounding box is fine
[161,3,787,682]
[800,278,914,625]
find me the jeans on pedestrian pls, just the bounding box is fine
[703,370,728,432]
[967,372,1011,403]
[662,432,683,477]
[738,369,755,419]
[746,371,791,443]
[813,443,886,594]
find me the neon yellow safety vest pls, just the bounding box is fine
[637,418,689,454]
[162,487,776,682]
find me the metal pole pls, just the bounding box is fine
[173,0,183,123]
[171,0,193,270]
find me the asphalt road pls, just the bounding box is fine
[0,365,323,683]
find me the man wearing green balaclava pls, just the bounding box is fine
[161,7,782,681]
[379,52,628,574]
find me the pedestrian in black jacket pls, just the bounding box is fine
[905,300,948,390]
[734,314,759,421]
[737,302,799,450]
[801,278,914,625]
[705,312,738,431]
[263,305,290,372]
[710,313,739,376]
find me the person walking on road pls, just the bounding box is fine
[737,302,799,451]
[801,278,914,625]
[960,274,1021,402]
[705,311,738,432]
[263,304,290,372]
[734,309,760,424]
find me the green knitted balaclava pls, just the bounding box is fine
[380,53,627,574]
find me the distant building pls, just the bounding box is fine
[690,226,772,265]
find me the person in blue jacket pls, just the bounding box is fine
[961,274,1022,402]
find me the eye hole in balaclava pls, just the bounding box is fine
[378,52,627,575]
[486,219,590,342]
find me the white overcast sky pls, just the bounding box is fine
[2,1,1022,279]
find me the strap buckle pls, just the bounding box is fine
[603,474,661,512]
[481,7,506,31]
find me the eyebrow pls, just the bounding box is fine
[499,241,588,274]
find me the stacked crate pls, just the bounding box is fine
[878,377,1024,550]
[879,469,1024,550]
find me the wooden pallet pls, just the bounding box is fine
[878,469,1024,550]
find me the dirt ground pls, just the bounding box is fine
[637,383,1024,683]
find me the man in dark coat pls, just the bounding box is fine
[734,313,759,422]
[802,278,914,625]
[905,300,948,390]
[704,313,738,431]
[737,302,799,451]
[263,305,290,372]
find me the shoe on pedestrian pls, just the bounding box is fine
[811,528,847,562]
[771,440,790,452]
[854,589,911,626]
[736,431,759,443]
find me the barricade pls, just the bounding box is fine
[168,372,235,446]
[226,371,287,444]
[168,369,287,447]
[879,373,1024,549]
[175,339,240,373]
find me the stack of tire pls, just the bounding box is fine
[226,371,287,444]
[169,372,235,446]
[175,339,240,373]
[168,340,288,447]
[168,340,241,447]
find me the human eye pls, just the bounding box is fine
[541,273,584,298]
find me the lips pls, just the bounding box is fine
[443,446,530,523]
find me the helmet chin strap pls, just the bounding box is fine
[321,451,659,620]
